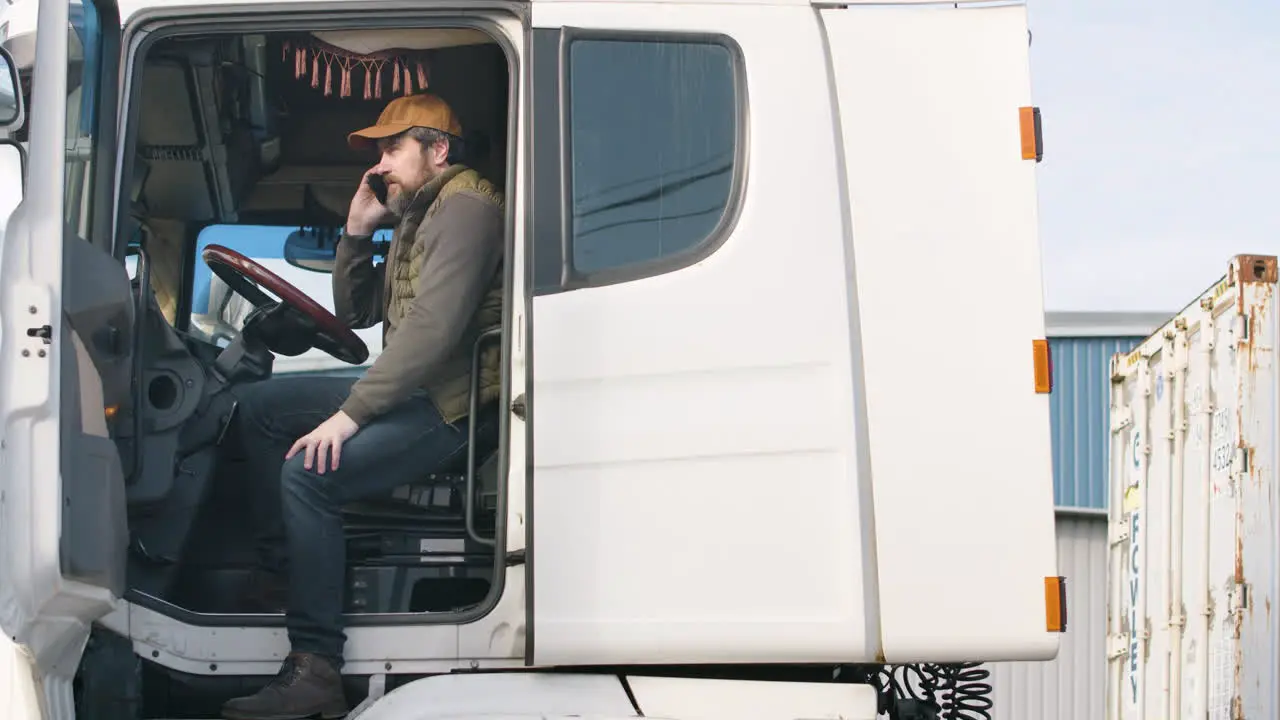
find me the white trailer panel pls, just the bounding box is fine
[1106,254,1279,720]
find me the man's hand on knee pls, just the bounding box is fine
[287,411,359,475]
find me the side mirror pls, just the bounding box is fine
[0,47,24,129]
[284,227,341,274]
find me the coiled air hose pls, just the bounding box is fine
[871,661,993,720]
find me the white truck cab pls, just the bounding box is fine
[0,0,1062,718]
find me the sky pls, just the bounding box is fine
[2,0,1278,314]
[1026,0,1280,312]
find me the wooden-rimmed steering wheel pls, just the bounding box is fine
[201,244,369,365]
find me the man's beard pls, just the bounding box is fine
[384,166,440,218]
[386,188,412,218]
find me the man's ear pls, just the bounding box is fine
[432,138,450,165]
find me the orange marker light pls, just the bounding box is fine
[1045,576,1067,632]
[1033,339,1052,394]
[104,405,119,420]
[1020,106,1043,162]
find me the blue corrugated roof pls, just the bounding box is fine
[1048,336,1145,510]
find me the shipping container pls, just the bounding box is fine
[1105,254,1279,720]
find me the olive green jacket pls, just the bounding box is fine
[332,165,504,425]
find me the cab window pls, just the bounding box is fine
[65,0,104,239]
[567,38,737,277]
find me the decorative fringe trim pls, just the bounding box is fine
[282,35,432,100]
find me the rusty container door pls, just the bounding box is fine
[1106,254,1278,720]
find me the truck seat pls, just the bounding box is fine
[341,409,500,530]
[339,328,504,615]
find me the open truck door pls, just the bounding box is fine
[0,0,132,697]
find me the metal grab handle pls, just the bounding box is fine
[125,241,150,484]
[465,326,502,547]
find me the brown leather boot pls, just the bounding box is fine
[221,652,348,720]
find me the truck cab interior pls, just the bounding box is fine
[7,21,515,625]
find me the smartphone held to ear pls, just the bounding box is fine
[367,174,388,206]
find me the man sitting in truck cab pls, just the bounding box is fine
[221,93,505,720]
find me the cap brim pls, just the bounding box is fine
[347,122,414,151]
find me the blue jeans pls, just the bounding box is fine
[233,375,494,667]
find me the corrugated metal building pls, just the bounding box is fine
[985,312,1171,720]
